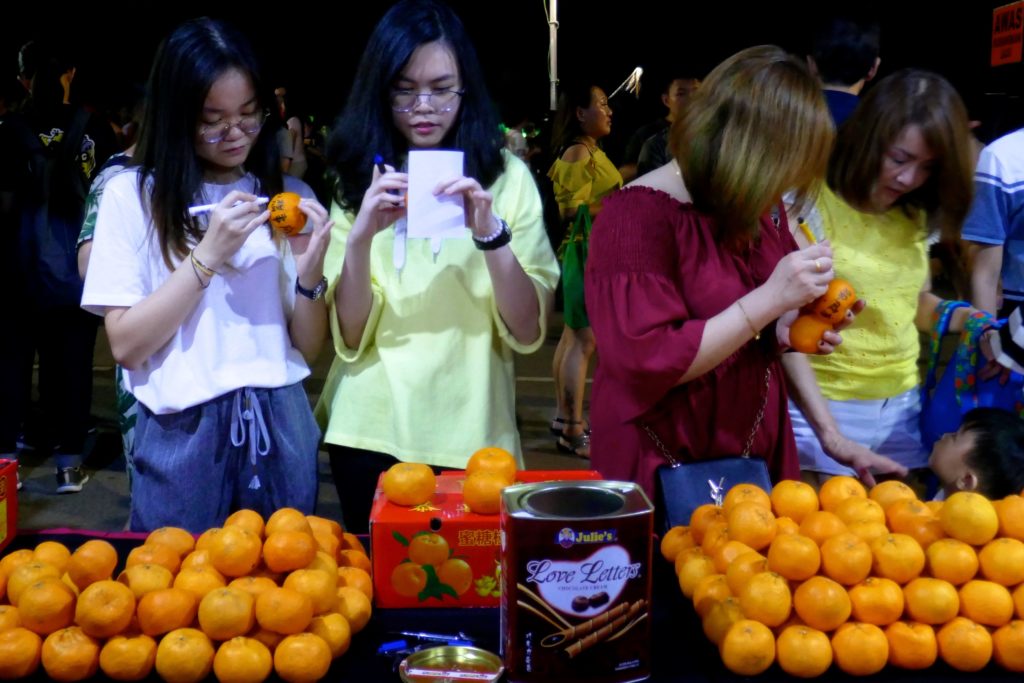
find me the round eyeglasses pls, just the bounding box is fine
[390,88,465,113]
[198,110,269,144]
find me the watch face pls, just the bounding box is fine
[297,276,328,301]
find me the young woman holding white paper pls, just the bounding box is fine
[319,0,559,532]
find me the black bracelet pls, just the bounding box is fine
[473,218,512,251]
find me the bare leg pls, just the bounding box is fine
[551,326,571,426]
[558,326,596,457]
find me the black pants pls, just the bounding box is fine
[0,303,98,455]
[327,444,452,534]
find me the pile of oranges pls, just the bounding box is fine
[381,447,518,515]
[0,507,372,683]
[664,478,1024,677]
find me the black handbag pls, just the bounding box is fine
[647,367,773,534]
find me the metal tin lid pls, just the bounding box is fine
[502,480,653,520]
[398,645,504,683]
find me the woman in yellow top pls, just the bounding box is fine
[784,69,975,483]
[548,81,623,457]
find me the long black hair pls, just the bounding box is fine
[134,17,282,268]
[550,80,597,157]
[326,0,504,211]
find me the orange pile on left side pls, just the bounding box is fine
[0,508,370,683]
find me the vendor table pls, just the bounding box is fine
[7,530,1018,682]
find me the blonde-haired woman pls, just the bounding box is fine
[585,46,898,497]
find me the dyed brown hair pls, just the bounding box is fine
[671,45,834,244]
[828,69,973,236]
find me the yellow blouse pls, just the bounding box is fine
[315,151,560,468]
[547,143,622,215]
[807,185,929,401]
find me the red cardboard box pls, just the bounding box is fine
[0,459,18,554]
[370,470,601,608]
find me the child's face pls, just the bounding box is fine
[195,68,260,179]
[929,427,978,494]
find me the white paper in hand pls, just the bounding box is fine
[407,150,466,240]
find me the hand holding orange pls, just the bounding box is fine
[789,278,858,354]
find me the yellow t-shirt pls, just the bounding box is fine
[314,151,560,468]
[807,185,929,401]
[547,144,622,215]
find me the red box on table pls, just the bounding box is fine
[0,459,18,554]
[370,470,602,608]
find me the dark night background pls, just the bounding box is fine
[4,1,1024,157]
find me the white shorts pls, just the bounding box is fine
[788,387,929,476]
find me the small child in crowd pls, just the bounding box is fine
[929,407,1024,499]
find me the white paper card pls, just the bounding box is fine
[407,150,467,239]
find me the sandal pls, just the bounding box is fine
[550,417,592,437]
[556,430,591,459]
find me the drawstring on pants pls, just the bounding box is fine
[230,388,271,490]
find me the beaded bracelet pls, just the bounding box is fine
[473,218,512,251]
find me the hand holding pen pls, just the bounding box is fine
[191,191,270,272]
[349,155,408,244]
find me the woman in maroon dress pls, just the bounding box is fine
[585,46,901,499]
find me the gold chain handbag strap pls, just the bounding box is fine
[641,366,773,465]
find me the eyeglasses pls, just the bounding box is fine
[198,110,268,144]
[389,88,465,113]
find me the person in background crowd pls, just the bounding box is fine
[548,80,622,459]
[0,41,116,492]
[964,113,1024,318]
[620,76,699,182]
[808,15,881,126]
[275,86,308,179]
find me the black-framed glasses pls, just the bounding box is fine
[198,110,269,144]
[389,88,465,113]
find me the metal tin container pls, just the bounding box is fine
[399,645,504,683]
[500,481,654,683]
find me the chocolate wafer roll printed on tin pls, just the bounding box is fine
[541,599,644,647]
[564,600,646,659]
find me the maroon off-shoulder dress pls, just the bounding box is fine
[584,186,800,498]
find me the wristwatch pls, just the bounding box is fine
[295,276,328,301]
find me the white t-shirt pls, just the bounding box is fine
[82,171,315,414]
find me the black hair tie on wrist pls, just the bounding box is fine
[473,218,512,251]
